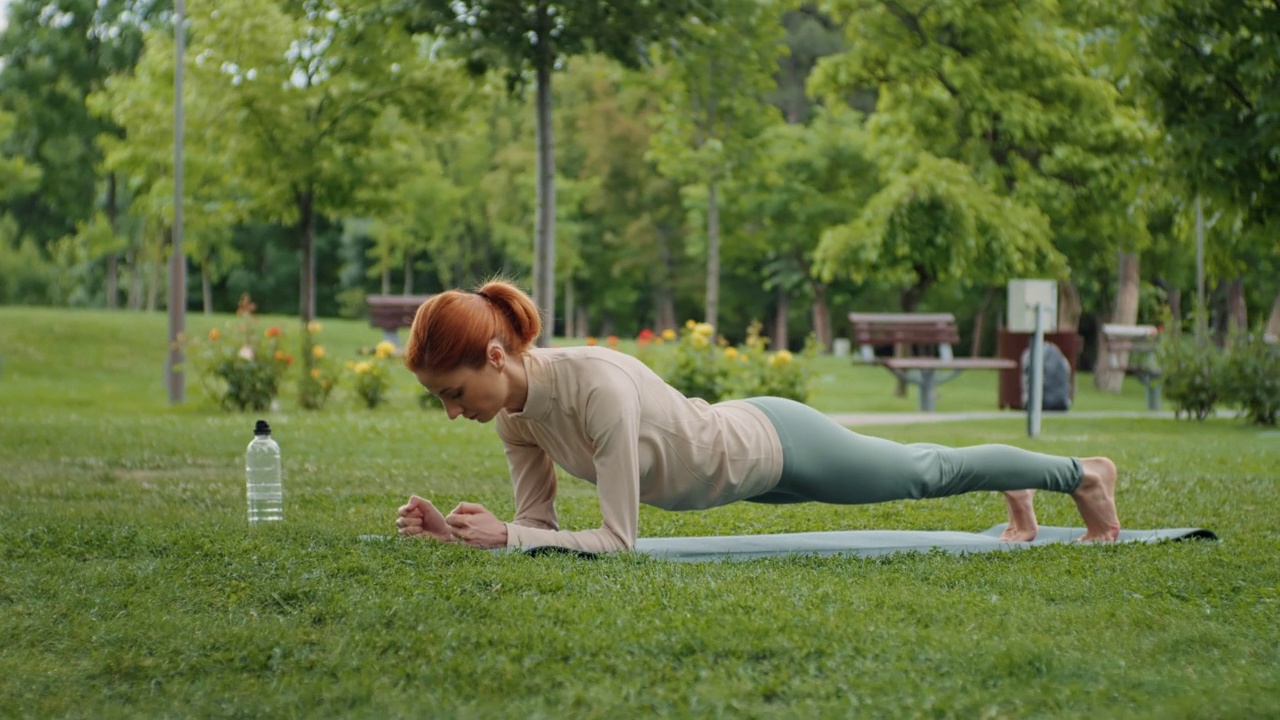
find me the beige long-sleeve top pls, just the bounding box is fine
[496,346,784,553]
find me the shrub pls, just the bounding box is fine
[186,294,292,412]
[1158,334,1223,421]
[636,321,816,404]
[298,321,341,410]
[1221,332,1280,426]
[348,341,397,409]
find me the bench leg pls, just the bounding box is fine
[383,329,401,348]
[1142,376,1161,411]
[918,369,937,412]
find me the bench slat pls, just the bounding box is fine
[880,358,1017,370]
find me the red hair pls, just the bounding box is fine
[404,280,542,373]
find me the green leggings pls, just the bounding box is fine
[744,397,1082,505]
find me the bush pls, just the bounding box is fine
[185,294,293,412]
[298,321,342,410]
[1221,332,1280,426]
[636,321,816,404]
[348,341,398,409]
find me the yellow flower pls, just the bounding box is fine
[694,322,714,337]
[374,341,397,359]
[740,354,749,362]
[690,333,710,350]
[724,347,739,360]
[661,329,676,341]
[307,321,323,335]
[312,345,326,359]
[310,368,322,379]
[685,319,696,329]
[355,361,373,374]
[769,350,793,369]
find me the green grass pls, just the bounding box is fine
[1,306,1277,718]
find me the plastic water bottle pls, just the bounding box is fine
[245,419,283,524]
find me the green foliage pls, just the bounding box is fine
[1220,333,1280,426]
[298,322,342,411]
[348,341,399,409]
[636,321,816,403]
[0,229,58,304]
[1158,334,1224,421]
[185,297,295,412]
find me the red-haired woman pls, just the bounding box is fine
[395,280,1120,553]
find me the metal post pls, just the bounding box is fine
[1027,304,1045,438]
[166,0,187,405]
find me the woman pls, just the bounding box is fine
[395,280,1120,553]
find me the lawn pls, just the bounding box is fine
[1,306,1277,718]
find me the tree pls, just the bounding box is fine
[810,0,1149,336]
[400,0,695,345]
[649,0,785,330]
[184,0,461,326]
[0,0,163,304]
[1137,0,1280,336]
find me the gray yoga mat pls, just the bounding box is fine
[524,525,1218,562]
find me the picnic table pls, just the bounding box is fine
[366,294,432,346]
[1100,323,1161,410]
[848,312,1016,412]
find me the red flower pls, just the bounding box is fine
[265,326,282,338]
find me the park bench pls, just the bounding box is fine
[847,312,1016,412]
[1100,323,1161,410]
[366,294,432,346]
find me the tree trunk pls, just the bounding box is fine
[145,230,162,312]
[811,281,831,352]
[381,265,391,295]
[105,173,119,310]
[127,247,142,311]
[564,279,575,338]
[297,189,316,323]
[202,263,213,314]
[1266,288,1280,341]
[403,250,414,295]
[1057,280,1081,332]
[705,179,721,330]
[532,15,557,348]
[655,224,677,331]
[1095,250,1139,392]
[774,285,789,352]
[1226,278,1247,331]
[896,279,933,396]
[1154,276,1181,336]
[970,286,996,357]
[575,305,589,338]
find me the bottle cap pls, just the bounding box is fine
[255,419,271,436]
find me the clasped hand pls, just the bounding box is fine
[395,495,508,548]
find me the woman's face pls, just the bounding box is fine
[414,349,510,423]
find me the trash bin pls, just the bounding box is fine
[997,330,1083,409]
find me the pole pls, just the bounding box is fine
[166,0,187,405]
[1027,304,1045,438]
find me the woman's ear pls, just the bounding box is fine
[487,341,505,370]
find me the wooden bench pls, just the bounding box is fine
[366,294,432,346]
[1100,323,1161,410]
[848,312,1016,412]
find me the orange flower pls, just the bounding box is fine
[585,337,598,346]
[265,326,282,339]
[606,335,620,346]
[208,328,221,342]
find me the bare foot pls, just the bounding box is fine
[999,490,1039,541]
[1072,457,1121,542]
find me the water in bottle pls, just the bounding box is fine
[245,419,283,523]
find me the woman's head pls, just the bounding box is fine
[404,280,541,374]
[403,280,541,422]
